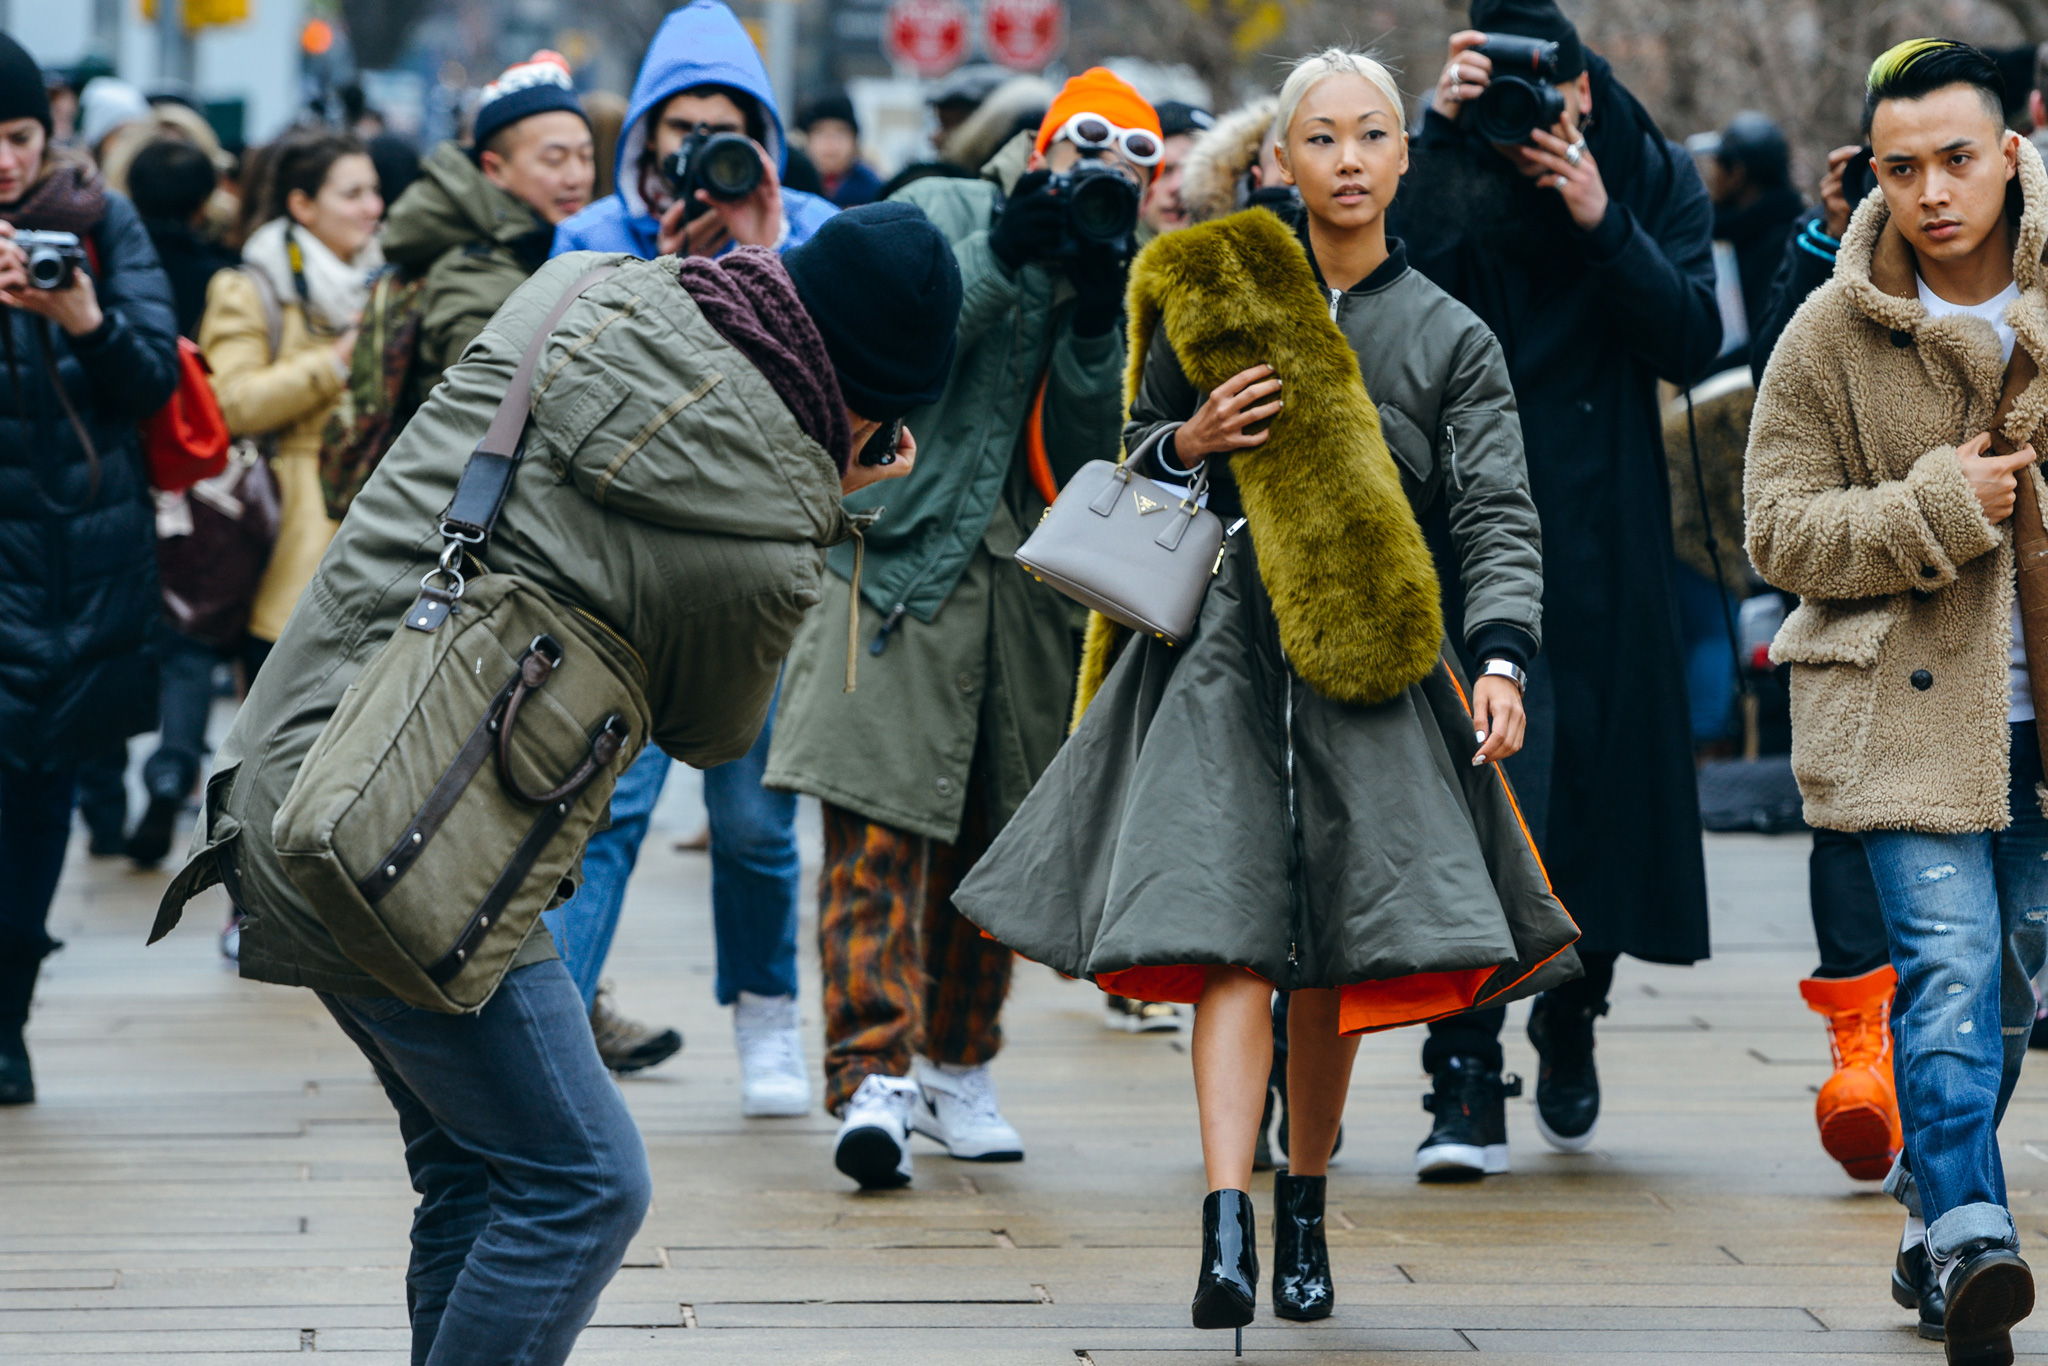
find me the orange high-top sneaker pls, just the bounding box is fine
[1798,966,1902,1180]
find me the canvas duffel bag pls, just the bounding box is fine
[271,265,649,1013]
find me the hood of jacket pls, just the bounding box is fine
[1114,209,1442,709]
[1835,133,2048,447]
[383,141,549,273]
[1180,97,1276,223]
[615,2,789,222]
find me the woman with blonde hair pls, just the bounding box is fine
[198,130,383,678]
[954,48,1578,1338]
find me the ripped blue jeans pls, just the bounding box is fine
[1862,721,2048,1259]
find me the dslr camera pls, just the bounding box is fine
[659,126,763,223]
[1049,160,1141,256]
[12,229,86,290]
[1469,34,1568,146]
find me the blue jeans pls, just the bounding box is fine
[318,961,651,1366]
[143,632,223,804]
[541,693,800,1012]
[1674,563,1738,745]
[1862,722,2048,1260]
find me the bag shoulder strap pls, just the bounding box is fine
[438,264,620,550]
[237,265,284,362]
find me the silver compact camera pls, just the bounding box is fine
[13,230,86,290]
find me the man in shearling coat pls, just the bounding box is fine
[1747,39,2048,1360]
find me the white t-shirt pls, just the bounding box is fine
[1916,274,2030,722]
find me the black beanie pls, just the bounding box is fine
[0,35,51,136]
[1470,0,1586,81]
[784,202,963,422]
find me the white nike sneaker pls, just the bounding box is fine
[734,992,810,1118]
[910,1057,1024,1162]
[833,1073,919,1189]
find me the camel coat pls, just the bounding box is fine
[197,267,348,642]
[1745,138,2048,833]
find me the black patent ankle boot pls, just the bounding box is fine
[1192,1188,1258,1338]
[1272,1172,1333,1320]
[0,957,41,1106]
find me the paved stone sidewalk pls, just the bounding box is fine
[6,805,2048,1362]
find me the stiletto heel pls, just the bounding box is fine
[1272,1172,1334,1319]
[1191,1189,1258,1337]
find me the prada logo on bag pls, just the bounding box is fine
[1134,490,1166,515]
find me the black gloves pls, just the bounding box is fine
[1068,239,1129,338]
[988,169,1064,270]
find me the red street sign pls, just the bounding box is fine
[884,0,970,78]
[982,0,1065,72]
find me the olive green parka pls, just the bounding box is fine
[381,141,555,402]
[153,253,850,995]
[763,132,1125,842]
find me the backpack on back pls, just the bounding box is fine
[318,266,427,521]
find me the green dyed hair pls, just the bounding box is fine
[1862,38,2006,138]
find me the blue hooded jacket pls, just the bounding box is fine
[551,2,836,258]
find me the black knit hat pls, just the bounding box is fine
[0,34,52,136]
[784,202,963,422]
[470,52,589,160]
[1470,0,1586,81]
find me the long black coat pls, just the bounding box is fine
[0,184,179,774]
[1391,55,1718,965]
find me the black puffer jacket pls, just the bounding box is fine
[0,168,179,773]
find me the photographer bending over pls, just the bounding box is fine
[150,205,963,1364]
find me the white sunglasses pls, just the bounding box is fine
[1056,112,1163,168]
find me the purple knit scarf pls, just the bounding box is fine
[675,247,851,472]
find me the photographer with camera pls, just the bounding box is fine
[150,205,963,1362]
[551,1,834,263]
[0,32,178,1105]
[763,68,1153,1191]
[1388,0,1721,1178]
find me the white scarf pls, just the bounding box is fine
[241,217,382,334]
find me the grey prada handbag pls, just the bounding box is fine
[1013,424,1224,646]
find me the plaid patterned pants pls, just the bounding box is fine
[817,799,1013,1115]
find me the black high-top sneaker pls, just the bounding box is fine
[0,958,41,1106]
[1528,994,1606,1152]
[1415,1053,1520,1182]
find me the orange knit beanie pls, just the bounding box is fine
[1034,67,1162,170]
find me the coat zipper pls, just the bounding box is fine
[1328,287,1341,323]
[1445,422,1462,492]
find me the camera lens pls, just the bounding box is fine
[1068,171,1138,244]
[25,251,62,290]
[701,136,763,200]
[1480,82,1537,140]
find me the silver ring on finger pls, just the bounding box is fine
[1565,139,1585,167]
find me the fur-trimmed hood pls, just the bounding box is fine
[1834,135,2048,447]
[1108,209,1443,708]
[1179,98,1276,222]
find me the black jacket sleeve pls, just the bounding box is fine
[1577,138,1723,386]
[76,192,179,419]
[1749,211,1838,388]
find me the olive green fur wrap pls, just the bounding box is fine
[1072,209,1443,725]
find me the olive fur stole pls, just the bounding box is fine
[1074,209,1443,719]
